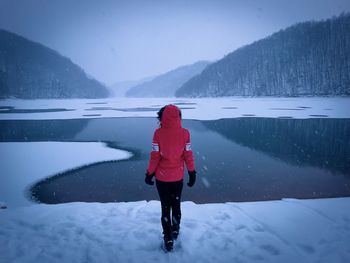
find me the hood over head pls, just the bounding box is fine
[161,104,181,129]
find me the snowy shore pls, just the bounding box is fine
[1,198,349,263]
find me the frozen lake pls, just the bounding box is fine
[1,97,350,205]
[1,117,349,204]
[1,97,350,120]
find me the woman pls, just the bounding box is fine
[145,104,196,252]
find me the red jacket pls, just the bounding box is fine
[147,105,195,182]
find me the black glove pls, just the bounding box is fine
[145,171,155,185]
[187,170,196,187]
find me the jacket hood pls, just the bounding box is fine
[161,104,181,129]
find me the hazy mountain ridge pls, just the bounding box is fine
[0,30,109,99]
[126,61,210,97]
[176,14,350,97]
[109,76,155,97]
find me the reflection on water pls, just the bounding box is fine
[0,107,74,114]
[1,117,349,204]
[203,118,350,176]
[0,119,88,141]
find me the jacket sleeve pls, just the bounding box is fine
[147,130,161,174]
[184,129,195,172]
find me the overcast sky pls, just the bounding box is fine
[0,0,349,85]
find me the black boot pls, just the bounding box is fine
[163,233,173,252]
[172,224,180,240]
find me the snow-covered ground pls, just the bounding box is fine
[1,199,349,263]
[0,97,349,120]
[0,142,132,208]
[1,97,350,263]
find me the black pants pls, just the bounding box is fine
[156,179,183,237]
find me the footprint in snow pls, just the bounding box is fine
[235,224,247,231]
[249,254,265,261]
[259,244,280,256]
[214,212,232,221]
[253,225,265,232]
[183,221,197,228]
[342,216,350,223]
[245,235,254,242]
[298,244,315,254]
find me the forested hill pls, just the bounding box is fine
[0,30,109,99]
[126,61,210,97]
[176,14,350,97]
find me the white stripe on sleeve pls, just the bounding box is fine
[152,143,159,152]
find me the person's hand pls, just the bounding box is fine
[145,171,155,185]
[187,170,196,187]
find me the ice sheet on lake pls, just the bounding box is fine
[0,97,349,120]
[0,142,132,208]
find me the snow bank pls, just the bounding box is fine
[0,142,132,208]
[0,97,349,120]
[0,198,349,263]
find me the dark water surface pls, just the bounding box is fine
[1,117,349,204]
